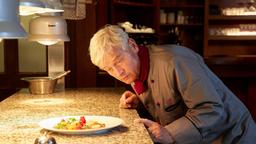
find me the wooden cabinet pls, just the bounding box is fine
[204,0,256,57]
[204,0,256,120]
[96,0,204,86]
[158,0,204,54]
[110,0,157,28]
[109,0,204,52]
[107,0,256,58]
[110,0,158,45]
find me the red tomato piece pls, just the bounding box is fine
[80,116,86,124]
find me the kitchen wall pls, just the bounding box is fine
[18,15,46,73]
[0,42,3,72]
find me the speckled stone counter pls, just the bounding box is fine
[0,88,153,144]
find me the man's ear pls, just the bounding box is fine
[128,38,139,53]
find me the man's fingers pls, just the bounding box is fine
[125,95,134,104]
[120,91,131,107]
[134,118,154,127]
[120,91,137,108]
[122,91,133,98]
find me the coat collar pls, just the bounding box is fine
[131,45,149,95]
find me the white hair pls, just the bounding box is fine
[89,25,130,68]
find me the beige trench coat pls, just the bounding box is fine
[138,45,256,144]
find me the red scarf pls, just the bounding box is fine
[132,46,149,95]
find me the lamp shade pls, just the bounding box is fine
[0,0,27,39]
[29,16,70,45]
[19,0,46,16]
[19,0,64,16]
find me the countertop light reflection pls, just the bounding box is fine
[20,98,73,106]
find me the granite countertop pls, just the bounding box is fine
[0,88,153,144]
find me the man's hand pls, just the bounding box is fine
[134,118,174,144]
[119,91,139,109]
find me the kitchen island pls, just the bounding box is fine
[0,88,153,144]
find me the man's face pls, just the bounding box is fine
[101,45,140,84]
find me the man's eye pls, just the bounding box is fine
[107,67,113,72]
[116,59,122,65]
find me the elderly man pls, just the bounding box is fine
[89,25,256,144]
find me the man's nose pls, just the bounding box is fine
[113,66,124,77]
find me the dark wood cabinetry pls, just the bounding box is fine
[108,0,205,53]
[158,0,204,54]
[110,0,157,28]
[110,0,158,45]
[204,0,256,57]
[96,0,205,86]
[204,0,256,120]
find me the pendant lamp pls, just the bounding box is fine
[0,0,27,41]
[28,16,70,45]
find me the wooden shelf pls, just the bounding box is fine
[112,0,155,8]
[160,23,203,27]
[127,32,156,35]
[209,15,256,20]
[205,1,256,60]
[158,1,204,54]
[205,55,256,65]
[208,36,256,40]
[160,3,204,9]
[97,70,108,75]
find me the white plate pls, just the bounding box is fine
[38,115,124,134]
